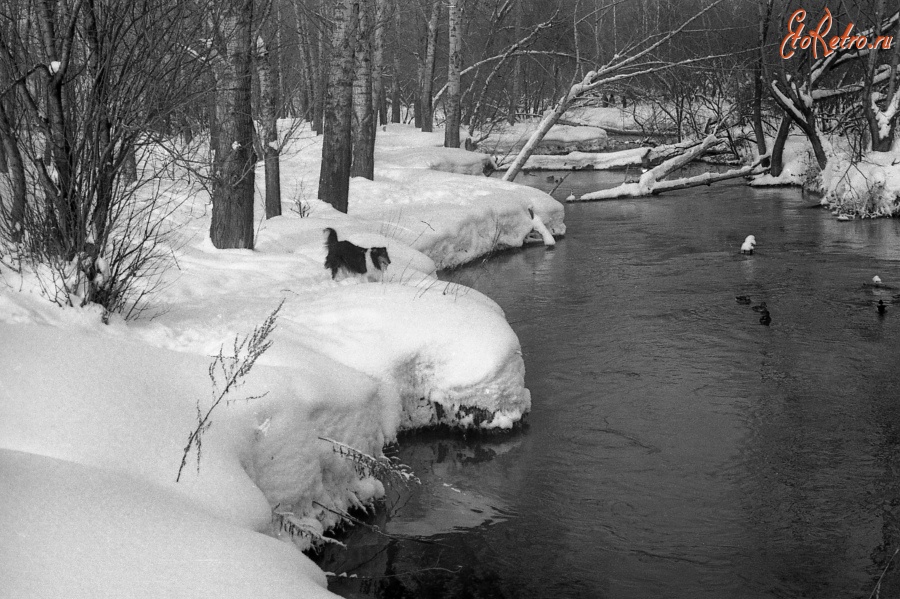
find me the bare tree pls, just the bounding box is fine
[419,0,441,132]
[372,0,387,125]
[390,0,402,123]
[864,2,900,152]
[502,0,727,182]
[752,0,774,166]
[318,0,358,212]
[351,0,375,179]
[443,0,462,148]
[210,0,256,248]
[256,33,281,219]
[0,0,213,315]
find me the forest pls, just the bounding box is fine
[0,0,899,312]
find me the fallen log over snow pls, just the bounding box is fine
[493,137,726,172]
[572,136,768,202]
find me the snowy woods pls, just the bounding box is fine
[2,0,900,597]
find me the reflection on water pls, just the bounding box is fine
[319,173,900,599]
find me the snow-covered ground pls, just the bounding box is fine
[751,133,900,218]
[477,121,609,157]
[0,124,564,598]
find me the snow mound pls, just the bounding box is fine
[0,449,334,599]
[478,121,608,155]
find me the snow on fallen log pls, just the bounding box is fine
[573,135,764,201]
[492,138,719,172]
[527,209,556,246]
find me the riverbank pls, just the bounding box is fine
[0,124,564,599]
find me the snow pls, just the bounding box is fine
[494,147,647,171]
[820,143,900,217]
[741,235,756,254]
[750,135,817,188]
[1,122,563,598]
[478,120,608,155]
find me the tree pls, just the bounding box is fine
[351,0,375,179]
[863,2,900,152]
[318,0,358,212]
[0,0,213,315]
[256,33,282,219]
[210,0,256,248]
[443,0,462,148]
[752,0,774,166]
[418,0,441,132]
[372,0,388,125]
[501,0,727,182]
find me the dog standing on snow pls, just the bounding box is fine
[323,227,391,282]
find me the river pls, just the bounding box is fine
[319,170,900,599]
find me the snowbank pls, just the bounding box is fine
[1,122,562,598]
[494,148,648,172]
[750,135,818,188]
[820,147,900,218]
[477,121,608,155]
[749,131,900,219]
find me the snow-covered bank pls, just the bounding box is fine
[750,134,900,218]
[0,123,563,598]
[477,120,608,156]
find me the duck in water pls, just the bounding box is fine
[735,295,752,304]
[878,300,886,316]
[759,309,772,326]
[751,301,768,313]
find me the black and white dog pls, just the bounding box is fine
[323,227,391,282]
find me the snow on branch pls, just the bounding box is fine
[573,136,768,202]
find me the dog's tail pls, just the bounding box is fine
[324,227,338,252]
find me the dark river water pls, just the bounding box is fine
[319,170,900,599]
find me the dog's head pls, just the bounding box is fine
[370,247,391,271]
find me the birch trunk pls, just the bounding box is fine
[391,0,402,123]
[210,0,256,249]
[419,0,440,132]
[351,0,375,179]
[444,0,461,148]
[502,71,595,182]
[318,0,358,212]
[372,0,387,125]
[257,35,282,218]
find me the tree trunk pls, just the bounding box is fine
[444,0,461,148]
[82,0,115,246]
[391,0,402,123]
[291,0,316,124]
[210,0,256,249]
[865,6,900,152]
[257,34,282,218]
[768,114,792,177]
[318,0,358,212]
[372,0,387,125]
[509,0,523,124]
[753,0,773,165]
[0,102,26,242]
[419,0,440,132]
[351,0,375,179]
[37,0,76,251]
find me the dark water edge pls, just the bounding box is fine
[315,173,900,599]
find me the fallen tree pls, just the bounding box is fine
[573,135,769,202]
[500,0,729,183]
[492,137,728,172]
